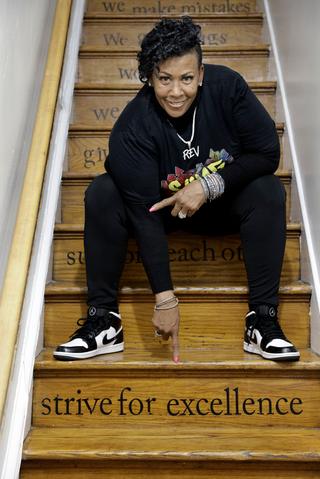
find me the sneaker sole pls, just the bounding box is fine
[53,342,124,361]
[243,342,300,362]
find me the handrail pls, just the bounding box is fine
[0,0,72,422]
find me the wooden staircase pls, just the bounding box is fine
[21,1,320,477]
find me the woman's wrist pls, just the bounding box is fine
[200,172,225,201]
[154,290,178,311]
[155,290,174,302]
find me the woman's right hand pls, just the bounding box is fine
[149,179,206,218]
[152,305,180,363]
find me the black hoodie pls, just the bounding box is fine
[107,64,280,293]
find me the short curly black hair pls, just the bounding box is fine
[137,16,202,84]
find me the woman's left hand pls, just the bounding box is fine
[152,306,180,363]
[149,180,206,218]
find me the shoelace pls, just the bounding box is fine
[249,315,288,343]
[70,316,108,341]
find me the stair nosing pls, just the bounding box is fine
[52,223,301,249]
[83,13,264,23]
[73,80,277,92]
[23,422,320,467]
[62,169,292,181]
[44,281,311,304]
[22,423,320,463]
[68,122,284,133]
[34,347,320,376]
[79,44,270,56]
[53,223,301,236]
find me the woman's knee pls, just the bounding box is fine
[85,173,123,210]
[241,175,286,210]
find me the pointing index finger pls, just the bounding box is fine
[149,196,174,212]
[172,327,180,364]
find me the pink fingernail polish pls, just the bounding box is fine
[173,356,180,363]
[149,207,155,212]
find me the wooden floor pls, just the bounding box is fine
[20,0,320,477]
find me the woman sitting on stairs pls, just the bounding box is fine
[54,16,300,363]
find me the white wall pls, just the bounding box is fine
[266,0,320,350]
[0,0,57,291]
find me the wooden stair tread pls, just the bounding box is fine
[61,169,292,180]
[68,122,285,132]
[45,281,311,298]
[23,424,320,461]
[74,80,277,91]
[54,222,301,233]
[35,347,320,373]
[79,44,270,54]
[84,13,264,22]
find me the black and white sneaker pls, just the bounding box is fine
[53,306,124,361]
[243,305,300,361]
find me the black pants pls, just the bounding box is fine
[84,173,286,312]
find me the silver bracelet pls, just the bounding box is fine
[200,173,225,201]
[154,296,179,311]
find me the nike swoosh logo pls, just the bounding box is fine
[102,329,121,345]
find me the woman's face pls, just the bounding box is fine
[150,51,204,118]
